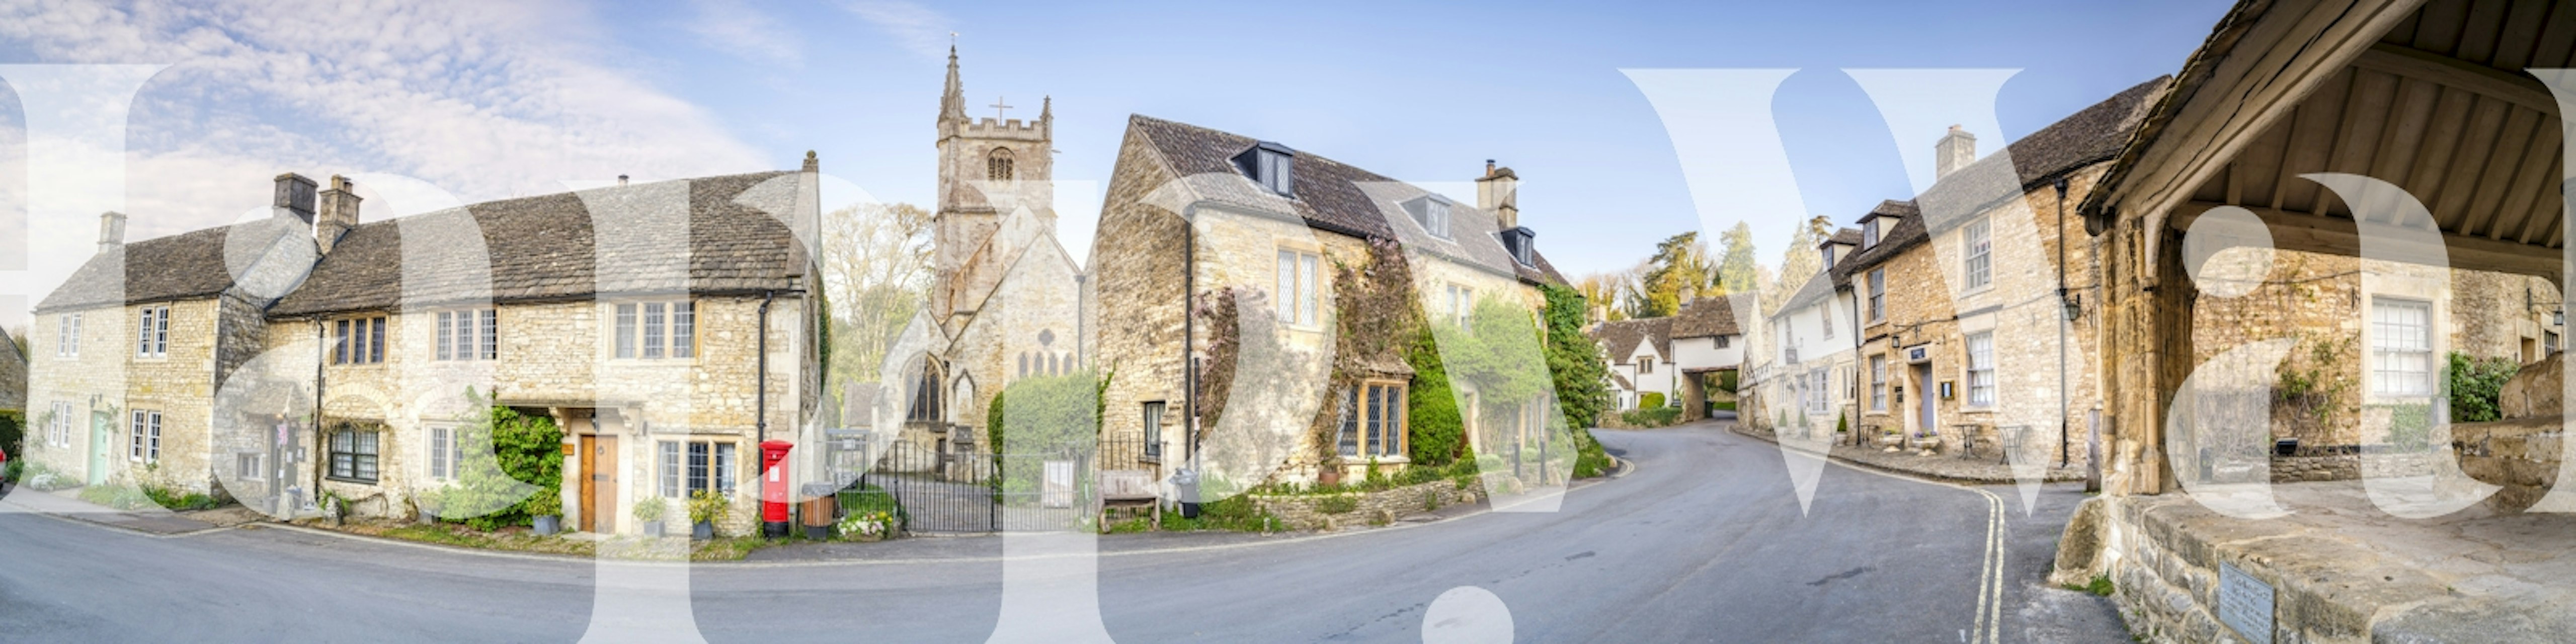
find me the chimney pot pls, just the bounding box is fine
[97,211,127,254]
[618,174,629,186]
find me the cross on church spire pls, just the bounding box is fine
[990,96,1013,121]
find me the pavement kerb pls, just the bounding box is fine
[49,454,1638,569]
[0,495,235,539]
[1722,423,2075,488]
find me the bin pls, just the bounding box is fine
[1172,468,1201,519]
[800,490,837,540]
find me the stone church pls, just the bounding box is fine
[877,46,1089,463]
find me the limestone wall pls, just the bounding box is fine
[1249,476,1485,531]
[25,299,230,494]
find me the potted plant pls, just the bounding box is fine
[532,507,561,536]
[634,495,670,538]
[1317,463,1343,489]
[414,489,443,524]
[837,510,893,542]
[688,490,730,540]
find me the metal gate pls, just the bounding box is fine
[853,442,1094,534]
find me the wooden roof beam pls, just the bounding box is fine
[2168,200,2564,283]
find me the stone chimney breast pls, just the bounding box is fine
[1476,160,1519,230]
[273,173,318,223]
[1935,125,1977,180]
[314,175,362,255]
[97,211,126,254]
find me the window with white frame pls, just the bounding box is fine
[1863,218,1879,249]
[435,309,498,361]
[1807,369,1829,414]
[129,410,161,462]
[57,313,79,357]
[136,305,170,358]
[1965,331,1996,407]
[1276,249,1320,327]
[1638,359,1653,374]
[332,315,387,365]
[615,301,697,360]
[49,401,73,446]
[1963,218,1992,290]
[1870,355,1888,411]
[1868,269,1886,321]
[2371,298,2434,398]
[660,439,738,497]
[427,425,466,481]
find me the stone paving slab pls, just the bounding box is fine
[1727,423,2086,485]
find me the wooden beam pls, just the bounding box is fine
[2353,42,2559,112]
[2168,201,2564,280]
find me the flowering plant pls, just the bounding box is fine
[837,511,895,540]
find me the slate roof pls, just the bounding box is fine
[1670,295,1740,339]
[269,171,807,316]
[1825,227,1862,248]
[1125,115,1565,286]
[35,219,299,313]
[1834,77,2165,282]
[1589,316,1672,365]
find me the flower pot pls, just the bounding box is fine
[417,509,436,524]
[693,520,715,540]
[642,521,665,538]
[1317,468,1343,488]
[533,515,559,536]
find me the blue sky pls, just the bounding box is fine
[0,0,2237,318]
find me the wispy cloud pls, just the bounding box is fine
[686,0,803,66]
[0,0,772,297]
[843,1,950,60]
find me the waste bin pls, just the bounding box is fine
[800,484,838,540]
[1171,468,1201,519]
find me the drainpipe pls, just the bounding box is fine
[2054,178,2072,468]
[310,315,326,512]
[1180,205,1199,473]
[757,290,776,445]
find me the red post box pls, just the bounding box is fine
[759,440,793,537]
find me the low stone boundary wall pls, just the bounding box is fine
[1249,477,1486,531]
[2269,454,2357,482]
[2055,496,2373,643]
[2452,415,2563,512]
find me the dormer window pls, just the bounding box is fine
[1405,196,1452,238]
[1862,218,1879,249]
[1500,227,1537,267]
[1234,141,1296,197]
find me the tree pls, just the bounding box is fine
[1633,232,1713,317]
[1764,215,1835,312]
[1541,284,1614,431]
[1712,221,1759,297]
[821,202,934,411]
[1572,272,1633,322]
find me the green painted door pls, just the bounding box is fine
[89,412,110,485]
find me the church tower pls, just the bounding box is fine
[933,45,1054,329]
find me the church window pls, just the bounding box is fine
[909,359,943,423]
[987,148,1014,181]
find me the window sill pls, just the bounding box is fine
[325,476,379,486]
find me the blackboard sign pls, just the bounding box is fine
[2218,561,2275,643]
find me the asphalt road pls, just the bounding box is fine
[0,421,2125,642]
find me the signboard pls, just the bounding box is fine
[2218,561,2275,643]
[1904,345,1930,363]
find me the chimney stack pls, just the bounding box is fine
[1476,160,1520,229]
[617,174,629,186]
[1935,125,1977,180]
[97,211,126,254]
[314,175,362,255]
[273,173,318,223]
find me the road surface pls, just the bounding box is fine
[0,421,2125,642]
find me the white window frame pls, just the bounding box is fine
[1870,355,1888,412]
[1275,249,1320,328]
[57,313,79,358]
[1807,369,1829,414]
[1868,269,1886,322]
[1863,218,1879,249]
[129,410,161,463]
[2370,297,2435,399]
[427,424,466,481]
[1963,218,1992,290]
[1965,331,1996,408]
[615,300,697,360]
[136,305,170,359]
[50,401,74,447]
[1445,283,1474,331]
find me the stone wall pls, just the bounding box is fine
[1249,476,1485,531]
[1090,129,1191,480]
[25,299,229,494]
[2453,353,2564,513]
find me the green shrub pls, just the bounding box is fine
[1621,406,1682,428]
[0,410,22,463]
[632,495,668,524]
[144,485,223,511]
[689,490,732,525]
[2447,352,2519,423]
[2,459,21,484]
[988,370,1104,454]
[835,483,907,530]
[436,396,567,530]
[1571,429,1613,478]
[1405,327,1467,466]
[1541,284,1614,430]
[1640,391,1666,410]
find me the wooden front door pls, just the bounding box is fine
[580,435,618,533]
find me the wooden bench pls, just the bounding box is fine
[1098,469,1160,531]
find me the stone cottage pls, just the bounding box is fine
[1835,79,2163,461]
[1088,114,1568,490]
[1592,316,1676,411]
[28,162,822,538]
